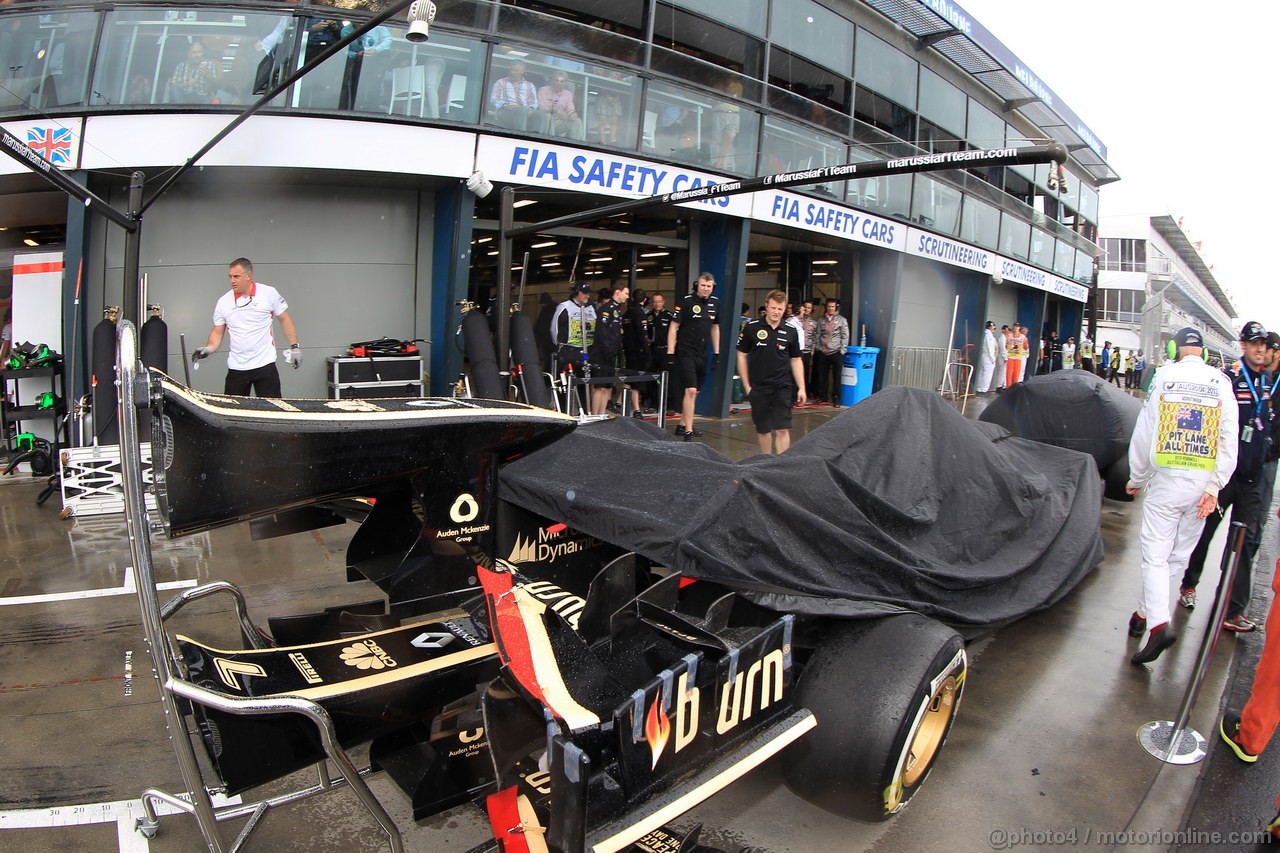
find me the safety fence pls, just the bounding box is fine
[886,347,968,392]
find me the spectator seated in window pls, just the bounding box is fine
[489,61,538,131]
[537,72,582,139]
[168,41,221,104]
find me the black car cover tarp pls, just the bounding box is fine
[499,387,1102,628]
[978,369,1140,469]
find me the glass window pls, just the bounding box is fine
[653,5,763,79]
[854,28,916,110]
[496,6,644,66]
[501,0,645,42]
[918,119,962,154]
[1074,249,1094,283]
[94,10,297,108]
[487,49,639,145]
[1077,182,1099,225]
[1053,240,1075,277]
[1030,229,1055,270]
[768,47,850,115]
[999,213,1030,260]
[961,195,998,249]
[849,146,910,218]
[854,85,914,142]
[911,175,961,236]
[666,0,766,37]
[645,79,758,171]
[581,63,643,151]
[768,84,851,137]
[1,11,99,110]
[759,115,845,198]
[770,0,854,78]
[917,67,964,138]
[368,29,487,121]
[966,100,1004,150]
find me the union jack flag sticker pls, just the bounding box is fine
[26,127,73,166]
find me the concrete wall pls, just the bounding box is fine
[87,170,433,398]
[895,255,954,349]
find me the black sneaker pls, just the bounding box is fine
[683,432,695,442]
[1130,625,1176,665]
[1128,612,1146,638]
[1219,711,1258,763]
[675,425,703,438]
[631,410,644,418]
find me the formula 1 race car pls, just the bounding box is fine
[117,321,1101,853]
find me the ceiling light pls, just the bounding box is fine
[23,238,39,246]
[513,199,538,209]
[746,262,758,267]
[812,259,839,265]
[531,240,557,249]
[541,261,562,268]
[476,236,492,243]
[589,256,612,262]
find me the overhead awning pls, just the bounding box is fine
[860,0,1121,186]
[1149,215,1235,321]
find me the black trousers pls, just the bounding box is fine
[812,350,843,403]
[1181,470,1271,618]
[225,363,282,397]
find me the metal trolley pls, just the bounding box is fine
[116,321,404,853]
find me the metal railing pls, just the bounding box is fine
[887,346,959,392]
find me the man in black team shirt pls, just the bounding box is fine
[647,292,673,413]
[666,273,721,441]
[738,289,807,454]
[588,282,629,415]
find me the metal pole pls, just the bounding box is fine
[496,187,515,374]
[117,321,227,852]
[122,172,145,323]
[0,129,137,231]
[1138,521,1248,764]
[505,144,1068,240]
[938,295,958,394]
[179,333,192,387]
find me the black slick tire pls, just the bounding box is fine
[783,613,966,821]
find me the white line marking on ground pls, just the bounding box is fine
[0,793,242,851]
[0,575,196,606]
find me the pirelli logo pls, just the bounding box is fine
[289,652,324,684]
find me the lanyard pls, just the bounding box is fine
[1240,367,1270,420]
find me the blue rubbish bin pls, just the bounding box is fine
[839,346,880,406]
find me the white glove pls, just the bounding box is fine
[287,344,302,369]
[191,346,213,363]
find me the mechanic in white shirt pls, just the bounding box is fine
[192,258,300,397]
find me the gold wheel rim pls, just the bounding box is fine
[902,676,957,788]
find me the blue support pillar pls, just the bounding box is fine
[428,184,476,396]
[694,216,749,417]
[856,247,902,393]
[1017,287,1047,370]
